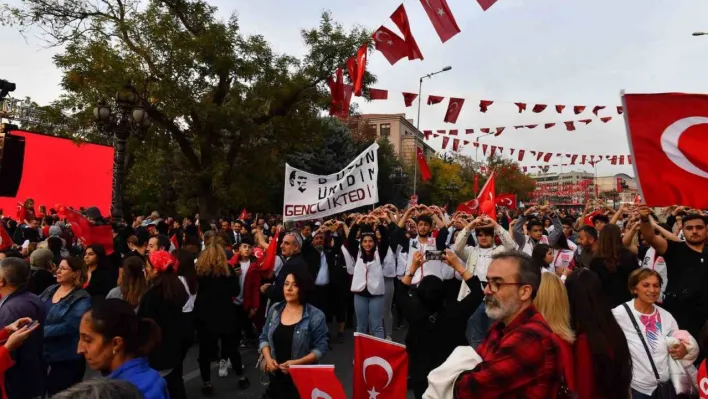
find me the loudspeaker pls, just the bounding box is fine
[0,133,25,197]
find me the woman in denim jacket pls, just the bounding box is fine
[258,267,329,398]
[39,256,92,396]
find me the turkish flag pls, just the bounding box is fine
[420,0,461,43]
[555,104,566,113]
[238,208,248,221]
[574,105,586,114]
[624,93,708,207]
[428,95,444,105]
[532,104,547,113]
[479,100,493,112]
[290,365,347,399]
[476,0,499,11]
[515,102,527,113]
[477,170,497,220]
[372,26,408,65]
[417,147,432,182]
[564,121,576,131]
[369,88,388,100]
[444,98,464,123]
[0,224,13,250]
[353,333,408,399]
[391,5,424,61]
[61,207,114,254]
[452,138,460,151]
[261,228,280,273]
[170,234,179,249]
[457,199,479,214]
[593,105,606,116]
[402,92,418,107]
[441,136,450,149]
[496,193,517,209]
[346,44,367,96]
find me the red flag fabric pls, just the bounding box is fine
[617,106,624,114]
[477,171,497,220]
[0,224,13,250]
[452,138,460,151]
[441,136,450,149]
[170,234,179,249]
[448,129,458,136]
[480,128,490,133]
[543,153,553,162]
[490,145,497,156]
[402,92,418,107]
[518,149,525,161]
[476,0,499,11]
[571,154,578,164]
[465,129,474,134]
[353,333,408,399]
[290,365,347,399]
[424,130,431,140]
[593,105,606,116]
[574,105,586,114]
[532,104,547,113]
[515,102,527,113]
[391,5,424,61]
[482,144,488,155]
[495,127,505,136]
[479,100,493,112]
[579,119,592,124]
[525,124,538,129]
[427,95,444,105]
[601,116,612,123]
[372,26,409,65]
[327,69,353,118]
[624,92,708,207]
[61,207,114,254]
[417,148,432,182]
[544,123,556,129]
[496,193,517,209]
[238,208,248,221]
[346,44,368,96]
[564,121,576,131]
[473,174,479,196]
[261,229,280,273]
[555,105,566,113]
[369,88,388,100]
[634,194,642,204]
[419,0,460,43]
[444,98,464,123]
[457,199,479,214]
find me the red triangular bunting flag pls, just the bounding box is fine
[472,142,479,148]
[579,119,592,124]
[402,92,418,107]
[479,100,493,112]
[617,106,623,114]
[419,0,461,43]
[424,130,432,140]
[465,129,474,134]
[476,0,499,11]
[442,136,449,149]
[514,125,524,129]
[592,105,606,116]
[490,145,497,156]
[482,144,488,155]
[515,102,527,113]
[571,154,578,165]
[536,151,544,161]
[600,116,612,123]
[390,5,424,61]
[532,104,547,113]
[510,148,515,155]
[480,128,490,133]
[543,153,553,162]
[453,138,460,151]
[525,124,538,129]
[574,105,586,114]
[369,88,388,100]
[463,140,469,145]
[437,129,446,134]
[619,155,625,165]
[444,98,465,123]
[518,149,525,161]
[448,129,458,135]
[555,105,566,113]
[564,121,575,131]
[544,123,555,129]
[495,127,505,136]
[433,134,439,138]
[628,155,632,165]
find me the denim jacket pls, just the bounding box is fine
[39,284,92,362]
[258,302,329,362]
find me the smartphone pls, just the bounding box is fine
[425,250,443,261]
[26,320,39,330]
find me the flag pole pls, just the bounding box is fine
[619,89,645,203]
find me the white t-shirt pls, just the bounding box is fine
[234,260,250,305]
[612,301,677,395]
[178,276,196,313]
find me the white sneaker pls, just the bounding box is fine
[385,336,393,341]
[218,359,228,377]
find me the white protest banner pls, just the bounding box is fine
[283,143,379,221]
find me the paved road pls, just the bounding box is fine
[88,321,415,399]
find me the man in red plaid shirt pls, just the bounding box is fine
[454,250,561,399]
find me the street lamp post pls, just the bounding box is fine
[474,131,495,162]
[94,84,151,223]
[413,66,452,196]
[692,32,708,36]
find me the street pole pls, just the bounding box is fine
[413,66,452,196]
[474,131,495,163]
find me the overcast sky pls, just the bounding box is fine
[2,0,708,177]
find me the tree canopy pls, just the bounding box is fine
[2,0,375,217]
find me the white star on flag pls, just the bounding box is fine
[367,387,380,399]
[437,8,445,16]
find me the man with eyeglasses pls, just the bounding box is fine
[260,232,312,306]
[454,250,561,399]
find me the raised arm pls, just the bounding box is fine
[638,204,668,255]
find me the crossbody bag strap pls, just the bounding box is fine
[622,303,661,381]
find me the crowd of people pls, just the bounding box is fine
[0,198,706,399]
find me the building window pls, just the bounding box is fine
[380,123,391,137]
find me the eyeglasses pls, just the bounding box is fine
[486,280,525,293]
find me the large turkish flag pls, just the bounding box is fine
[290,365,347,399]
[623,93,708,208]
[353,333,408,399]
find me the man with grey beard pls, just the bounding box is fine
[454,250,562,399]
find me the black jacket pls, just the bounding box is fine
[28,267,56,296]
[265,253,311,304]
[193,268,241,334]
[85,266,117,303]
[137,284,188,371]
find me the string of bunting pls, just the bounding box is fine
[423,116,616,138]
[329,0,500,118]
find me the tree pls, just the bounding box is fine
[2,0,376,217]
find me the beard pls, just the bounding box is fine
[484,294,522,321]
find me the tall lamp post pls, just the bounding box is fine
[692,32,708,36]
[94,84,151,222]
[413,66,452,196]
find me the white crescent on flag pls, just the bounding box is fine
[362,356,393,388]
[312,388,333,399]
[660,116,708,178]
[500,198,512,206]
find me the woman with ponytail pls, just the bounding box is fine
[137,250,189,399]
[78,298,168,399]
